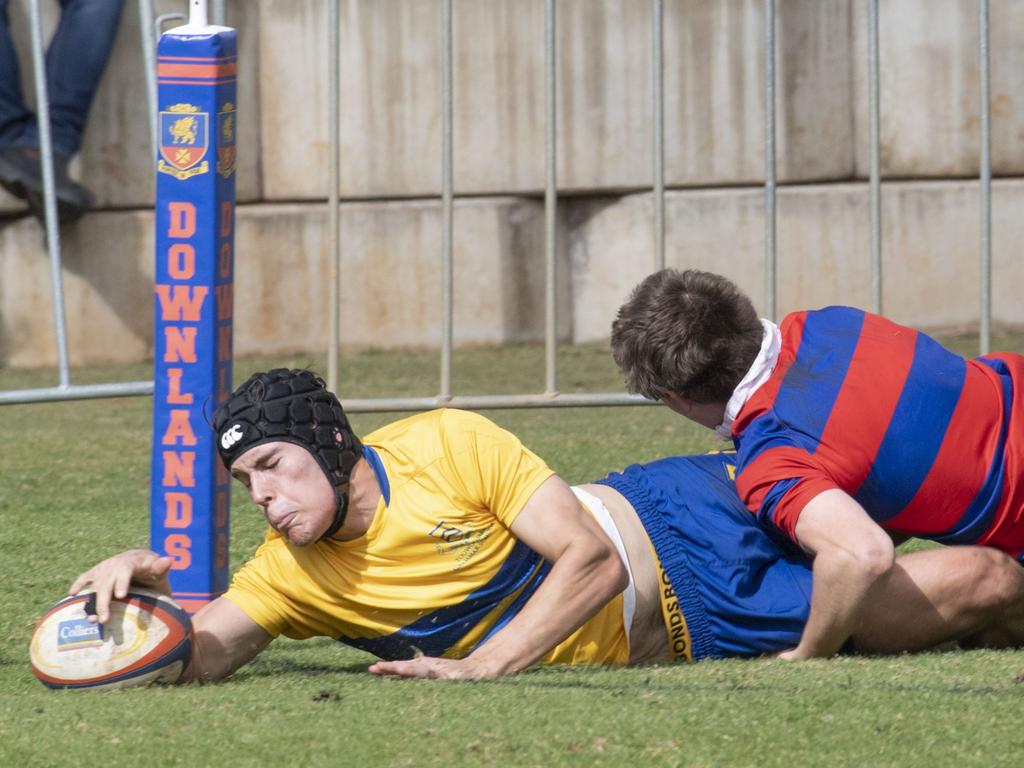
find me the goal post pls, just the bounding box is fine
[150,1,237,614]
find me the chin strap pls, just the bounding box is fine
[320,495,349,541]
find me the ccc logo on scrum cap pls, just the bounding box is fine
[221,424,244,450]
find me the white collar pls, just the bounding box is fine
[714,318,781,440]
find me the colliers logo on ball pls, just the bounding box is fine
[56,618,104,652]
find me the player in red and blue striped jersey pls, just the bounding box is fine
[733,305,1024,552]
[612,268,1024,661]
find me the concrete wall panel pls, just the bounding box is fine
[852,0,1024,177]
[259,0,854,200]
[232,197,571,356]
[656,0,852,186]
[0,210,154,367]
[569,180,1024,343]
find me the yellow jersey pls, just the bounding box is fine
[223,409,629,665]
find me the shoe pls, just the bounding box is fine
[0,146,93,224]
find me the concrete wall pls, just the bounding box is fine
[260,0,853,199]
[570,179,1024,342]
[851,0,1024,178]
[2,0,1021,367]
[0,197,571,367]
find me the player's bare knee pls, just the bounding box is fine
[856,537,896,582]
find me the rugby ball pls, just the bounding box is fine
[29,587,192,690]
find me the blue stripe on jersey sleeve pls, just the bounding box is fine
[853,332,965,522]
[758,477,802,533]
[733,413,818,531]
[337,540,546,660]
[931,357,1012,544]
[772,307,865,453]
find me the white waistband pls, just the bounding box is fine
[571,486,636,642]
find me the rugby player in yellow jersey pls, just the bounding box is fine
[71,369,1024,681]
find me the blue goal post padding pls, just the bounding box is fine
[150,23,237,614]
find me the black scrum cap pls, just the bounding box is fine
[212,369,363,540]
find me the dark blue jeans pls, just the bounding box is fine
[0,0,125,158]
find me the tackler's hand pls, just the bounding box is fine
[68,549,173,624]
[775,647,806,660]
[368,653,506,681]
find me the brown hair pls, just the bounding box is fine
[610,269,763,403]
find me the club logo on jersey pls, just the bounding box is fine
[158,103,210,180]
[216,102,236,179]
[220,423,244,450]
[56,618,103,651]
[429,520,494,570]
[428,521,469,543]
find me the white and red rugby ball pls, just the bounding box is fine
[29,587,192,690]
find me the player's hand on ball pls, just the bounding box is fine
[68,549,173,624]
[368,655,504,680]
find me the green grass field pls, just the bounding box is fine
[2,340,1024,767]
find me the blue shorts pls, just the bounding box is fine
[596,453,814,661]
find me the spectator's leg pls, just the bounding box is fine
[0,0,38,201]
[0,0,34,150]
[37,0,126,158]
[9,0,125,222]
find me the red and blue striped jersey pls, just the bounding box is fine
[732,307,1024,558]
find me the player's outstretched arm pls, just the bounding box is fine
[68,549,273,683]
[369,475,629,680]
[180,598,274,683]
[782,489,896,659]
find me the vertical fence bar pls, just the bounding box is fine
[979,0,991,355]
[868,0,882,315]
[327,0,342,392]
[544,0,558,395]
[763,0,776,321]
[139,0,159,159]
[28,0,70,387]
[212,0,225,26]
[652,0,665,271]
[441,0,454,400]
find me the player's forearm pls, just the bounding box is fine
[792,545,894,659]
[465,540,628,675]
[178,632,237,684]
[177,598,274,684]
[786,489,896,659]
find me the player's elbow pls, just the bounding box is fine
[177,631,243,684]
[178,654,225,685]
[608,551,630,597]
[847,532,896,583]
[591,538,630,599]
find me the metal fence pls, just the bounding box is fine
[0,0,226,405]
[1,0,997,407]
